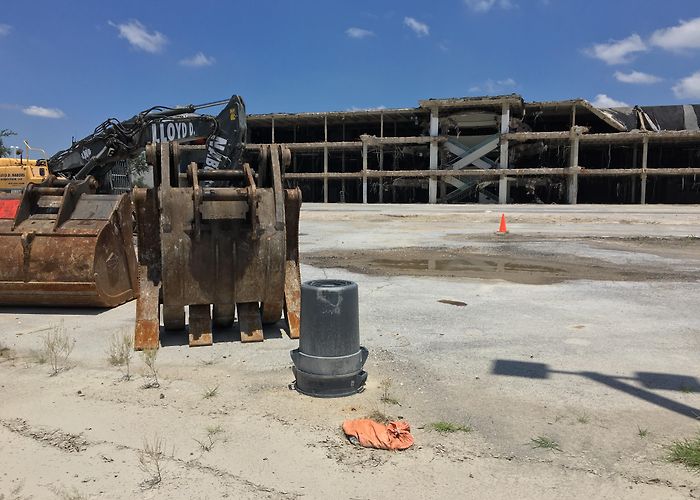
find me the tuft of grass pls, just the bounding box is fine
[429,421,472,434]
[194,425,225,453]
[679,385,695,394]
[49,484,88,500]
[203,385,219,399]
[367,410,392,425]
[637,426,649,438]
[199,355,217,366]
[41,322,74,376]
[668,434,700,469]
[0,342,14,363]
[107,330,134,380]
[531,435,562,451]
[379,378,400,405]
[138,434,167,488]
[140,348,160,389]
[2,480,30,500]
[576,413,590,424]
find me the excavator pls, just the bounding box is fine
[0,95,301,347]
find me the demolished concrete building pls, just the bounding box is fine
[246,95,700,204]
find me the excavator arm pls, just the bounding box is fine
[48,95,247,183]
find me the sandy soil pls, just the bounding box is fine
[1,205,699,499]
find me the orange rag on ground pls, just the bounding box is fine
[342,419,414,450]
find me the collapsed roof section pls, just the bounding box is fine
[248,94,700,134]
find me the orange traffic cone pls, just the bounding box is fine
[497,213,508,234]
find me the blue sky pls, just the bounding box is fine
[1,0,699,154]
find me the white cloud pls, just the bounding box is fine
[108,20,167,53]
[672,71,700,99]
[0,24,11,36]
[585,34,647,65]
[345,27,374,39]
[464,0,515,13]
[614,70,662,85]
[469,78,517,94]
[22,106,65,119]
[179,52,215,67]
[651,17,700,52]
[346,105,386,112]
[591,94,629,108]
[403,17,429,37]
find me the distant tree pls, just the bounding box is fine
[0,129,17,157]
[127,151,149,176]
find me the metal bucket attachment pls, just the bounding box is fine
[0,176,138,307]
[134,142,302,349]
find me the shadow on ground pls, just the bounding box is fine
[492,359,700,420]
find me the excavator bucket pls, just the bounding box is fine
[0,176,138,307]
[134,142,301,349]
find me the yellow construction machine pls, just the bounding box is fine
[0,157,48,191]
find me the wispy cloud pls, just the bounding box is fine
[469,78,517,94]
[108,20,167,53]
[403,17,429,37]
[0,24,11,36]
[346,27,374,39]
[464,0,515,13]
[585,34,647,65]
[346,105,386,112]
[650,17,700,52]
[591,94,629,108]
[673,71,700,99]
[22,105,65,119]
[614,70,662,85]
[179,52,215,67]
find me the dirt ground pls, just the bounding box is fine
[1,204,700,499]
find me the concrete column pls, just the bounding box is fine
[362,140,368,204]
[379,113,384,203]
[323,115,328,203]
[498,103,510,204]
[341,122,346,199]
[271,117,275,143]
[641,136,648,205]
[568,127,580,204]
[429,108,439,204]
[631,145,638,203]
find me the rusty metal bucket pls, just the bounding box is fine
[134,142,301,349]
[0,176,138,307]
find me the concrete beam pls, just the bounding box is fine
[283,167,700,180]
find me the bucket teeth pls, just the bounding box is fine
[238,302,264,342]
[188,304,213,347]
[134,266,160,351]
